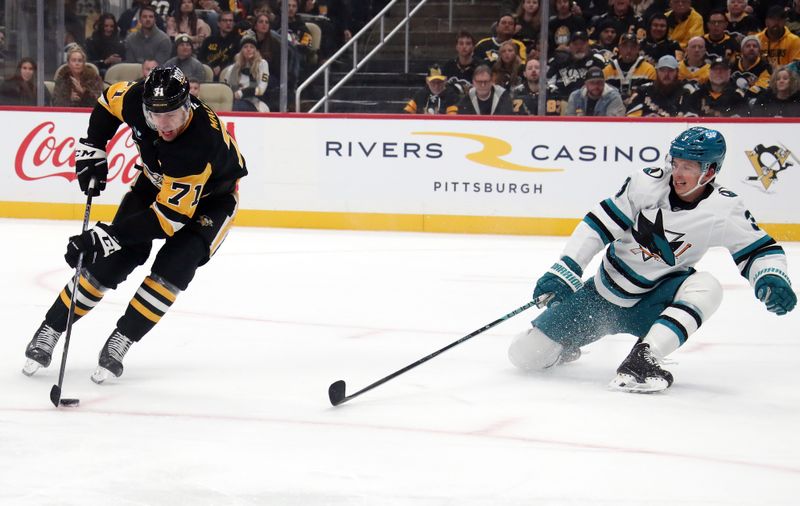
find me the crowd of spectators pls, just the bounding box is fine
[0,0,799,117]
[0,0,379,110]
[403,0,800,117]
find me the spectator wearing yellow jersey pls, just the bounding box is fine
[666,0,704,50]
[757,6,800,67]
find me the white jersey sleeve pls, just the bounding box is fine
[722,198,791,288]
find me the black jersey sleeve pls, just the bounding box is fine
[86,80,137,145]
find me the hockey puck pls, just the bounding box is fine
[59,398,80,407]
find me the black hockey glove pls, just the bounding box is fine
[74,138,108,196]
[755,275,797,316]
[533,257,584,308]
[65,223,122,268]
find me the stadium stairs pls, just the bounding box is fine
[302,0,501,113]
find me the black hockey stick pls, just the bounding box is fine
[50,179,96,408]
[328,293,552,406]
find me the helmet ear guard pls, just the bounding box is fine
[668,126,727,176]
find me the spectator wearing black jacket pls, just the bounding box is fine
[749,66,800,116]
[685,56,748,116]
[85,13,126,78]
[548,0,587,55]
[590,0,643,41]
[0,57,51,106]
[627,55,693,116]
[457,65,514,115]
[704,9,741,64]
[119,0,167,39]
[475,13,528,64]
[441,30,481,96]
[403,65,459,114]
[641,13,682,64]
[199,10,241,81]
[726,0,760,39]
[547,30,607,101]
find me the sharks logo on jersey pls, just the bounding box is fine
[630,209,692,266]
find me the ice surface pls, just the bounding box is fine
[1,219,798,505]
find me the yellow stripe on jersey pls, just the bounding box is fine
[98,81,135,121]
[150,204,180,236]
[202,103,244,169]
[151,163,213,236]
[209,191,239,256]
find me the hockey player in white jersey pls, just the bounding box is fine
[508,126,796,393]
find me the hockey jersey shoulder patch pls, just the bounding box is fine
[98,80,138,121]
[642,167,666,179]
[625,166,670,202]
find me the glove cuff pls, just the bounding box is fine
[94,223,122,256]
[78,137,106,150]
[75,138,107,160]
[548,256,583,293]
[753,268,791,289]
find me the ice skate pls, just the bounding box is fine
[91,330,133,384]
[609,342,673,393]
[22,322,63,376]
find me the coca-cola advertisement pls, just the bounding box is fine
[4,110,243,208]
[4,111,140,205]
[16,121,140,185]
[2,110,798,234]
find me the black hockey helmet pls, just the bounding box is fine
[142,66,190,113]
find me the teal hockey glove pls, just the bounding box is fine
[533,257,584,307]
[755,275,796,316]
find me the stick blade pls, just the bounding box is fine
[328,380,347,406]
[49,385,61,408]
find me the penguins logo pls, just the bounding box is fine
[744,144,796,191]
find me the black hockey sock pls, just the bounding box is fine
[44,271,107,332]
[116,275,179,341]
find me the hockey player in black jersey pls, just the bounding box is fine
[23,66,248,383]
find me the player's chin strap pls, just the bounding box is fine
[675,169,716,198]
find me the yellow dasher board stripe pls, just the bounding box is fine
[1,201,798,241]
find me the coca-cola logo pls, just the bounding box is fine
[15,121,140,184]
[15,120,238,184]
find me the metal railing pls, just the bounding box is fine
[295,0,432,113]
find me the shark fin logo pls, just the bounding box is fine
[745,144,795,191]
[413,132,563,173]
[630,210,691,266]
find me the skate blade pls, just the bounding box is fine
[609,373,669,394]
[91,366,114,384]
[22,359,42,377]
